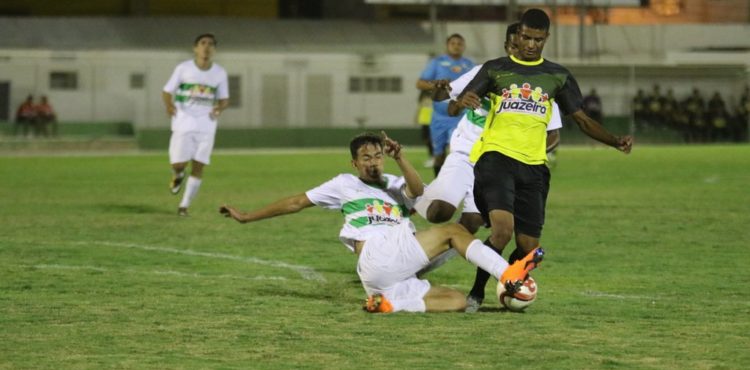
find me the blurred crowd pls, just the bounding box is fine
[13,94,57,138]
[632,84,749,143]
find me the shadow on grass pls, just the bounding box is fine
[94,203,173,215]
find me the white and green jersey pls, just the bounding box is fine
[448,64,562,155]
[305,173,417,253]
[163,59,229,134]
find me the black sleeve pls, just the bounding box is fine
[458,61,496,100]
[555,72,584,116]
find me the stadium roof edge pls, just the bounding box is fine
[0,17,434,53]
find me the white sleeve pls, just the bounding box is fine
[387,175,419,210]
[163,64,182,93]
[547,102,563,131]
[217,69,230,100]
[449,65,483,100]
[305,175,344,210]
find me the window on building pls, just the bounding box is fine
[130,73,145,89]
[228,75,241,108]
[349,76,402,93]
[49,71,78,90]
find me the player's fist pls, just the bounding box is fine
[457,91,481,110]
[616,135,634,154]
[381,131,402,160]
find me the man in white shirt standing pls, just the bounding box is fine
[162,33,230,216]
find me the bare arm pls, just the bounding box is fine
[570,110,633,153]
[162,91,176,116]
[220,193,314,224]
[416,79,436,91]
[546,129,560,153]
[382,131,424,198]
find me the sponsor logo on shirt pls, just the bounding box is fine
[365,200,403,225]
[175,83,217,105]
[496,83,549,116]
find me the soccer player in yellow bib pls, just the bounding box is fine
[454,9,633,270]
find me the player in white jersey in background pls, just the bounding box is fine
[162,33,229,216]
[220,132,544,313]
[414,23,562,312]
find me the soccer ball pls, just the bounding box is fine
[497,276,538,312]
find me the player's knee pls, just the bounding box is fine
[490,228,513,249]
[458,213,484,234]
[426,200,456,223]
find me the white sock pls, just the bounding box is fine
[179,176,202,208]
[172,169,185,178]
[390,298,426,313]
[465,239,509,280]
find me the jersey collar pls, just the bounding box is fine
[510,55,544,66]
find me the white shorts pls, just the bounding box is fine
[449,117,483,155]
[169,131,215,165]
[414,150,478,217]
[357,225,431,301]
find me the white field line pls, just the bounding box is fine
[73,241,325,282]
[581,290,657,301]
[32,263,287,282]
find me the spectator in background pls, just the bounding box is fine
[733,85,749,142]
[646,84,664,128]
[14,95,37,138]
[662,88,678,129]
[36,95,57,137]
[415,90,434,168]
[632,88,648,131]
[582,88,603,124]
[417,33,474,177]
[707,91,729,141]
[684,88,707,142]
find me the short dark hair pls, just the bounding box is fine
[349,133,383,159]
[194,33,217,46]
[446,33,464,43]
[520,8,550,32]
[505,22,520,43]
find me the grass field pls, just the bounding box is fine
[1,144,749,369]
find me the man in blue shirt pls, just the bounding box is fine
[417,34,474,176]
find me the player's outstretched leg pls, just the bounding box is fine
[416,248,458,278]
[500,247,544,294]
[465,238,502,313]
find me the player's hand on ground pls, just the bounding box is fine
[616,135,634,154]
[220,204,246,223]
[381,131,402,160]
[457,91,481,109]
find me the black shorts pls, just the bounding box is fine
[473,151,550,238]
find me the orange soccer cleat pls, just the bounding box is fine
[363,294,394,313]
[500,247,544,295]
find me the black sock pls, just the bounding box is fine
[468,238,503,299]
[508,247,526,264]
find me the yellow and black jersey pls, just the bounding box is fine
[462,55,583,165]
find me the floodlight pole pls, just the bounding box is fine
[507,0,517,22]
[551,0,559,59]
[578,0,586,59]
[430,0,441,54]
